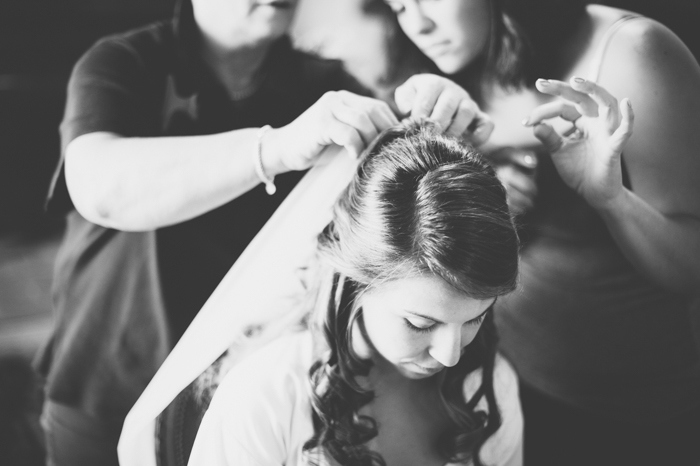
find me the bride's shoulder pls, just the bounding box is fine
[214,331,313,399]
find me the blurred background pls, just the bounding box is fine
[0,0,697,464]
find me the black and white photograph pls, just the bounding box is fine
[1,1,699,465]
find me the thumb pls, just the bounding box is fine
[532,122,564,153]
[609,98,634,154]
[394,81,417,116]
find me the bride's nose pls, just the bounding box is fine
[428,326,462,368]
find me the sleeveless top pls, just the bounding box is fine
[494,14,700,421]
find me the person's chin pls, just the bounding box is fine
[432,56,468,76]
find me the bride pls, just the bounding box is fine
[189,121,523,466]
[117,119,547,465]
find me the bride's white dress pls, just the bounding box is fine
[117,147,357,466]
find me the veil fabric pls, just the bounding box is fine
[117,147,357,466]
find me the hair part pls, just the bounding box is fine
[303,120,519,466]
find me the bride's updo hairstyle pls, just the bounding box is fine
[303,120,519,466]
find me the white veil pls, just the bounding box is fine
[117,147,357,466]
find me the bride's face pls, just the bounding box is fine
[385,0,491,75]
[355,274,494,380]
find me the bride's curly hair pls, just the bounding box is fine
[302,120,520,466]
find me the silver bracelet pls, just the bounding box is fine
[254,125,276,195]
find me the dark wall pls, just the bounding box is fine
[0,0,175,233]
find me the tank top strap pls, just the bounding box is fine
[587,14,644,82]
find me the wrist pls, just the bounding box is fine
[259,127,289,177]
[594,187,631,217]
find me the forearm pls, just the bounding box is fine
[598,188,700,294]
[65,129,289,231]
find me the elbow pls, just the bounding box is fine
[66,173,153,231]
[64,150,117,227]
[64,139,147,231]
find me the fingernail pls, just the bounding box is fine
[572,76,585,83]
[536,79,549,86]
[521,117,530,126]
[626,98,632,109]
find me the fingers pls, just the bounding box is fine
[609,98,634,153]
[329,91,399,155]
[395,74,491,144]
[535,79,598,117]
[431,90,464,133]
[326,118,364,159]
[395,74,453,120]
[433,91,493,144]
[330,102,380,148]
[525,100,581,127]
[536,76,627,138]
[462,113,494,146]
[532,122,564,153]
[337,91,399,132]
[395,75,441,119]
[394,77,416,116]
[448,101,494,145]
[569,77,621,133]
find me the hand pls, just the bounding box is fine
[272,91,398,172]
[488,147,539,216]
[525,76,634,210]
[394,74,494,146]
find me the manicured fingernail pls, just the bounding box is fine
[572,76,585,83]
[521,117,530,126]
[536,78,549,86]
[523,154,537,167]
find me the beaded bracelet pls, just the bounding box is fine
[254,125,276,195]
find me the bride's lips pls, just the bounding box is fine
[410,362,444,376]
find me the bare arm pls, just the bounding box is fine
[66,129,261,231]
[529,18,700,294]
[66,91,397,231]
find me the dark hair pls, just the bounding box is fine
[303,120,519,466]
[365,0,588,103]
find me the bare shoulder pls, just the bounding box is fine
[590,5,699,82]
[589,5,700,215]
